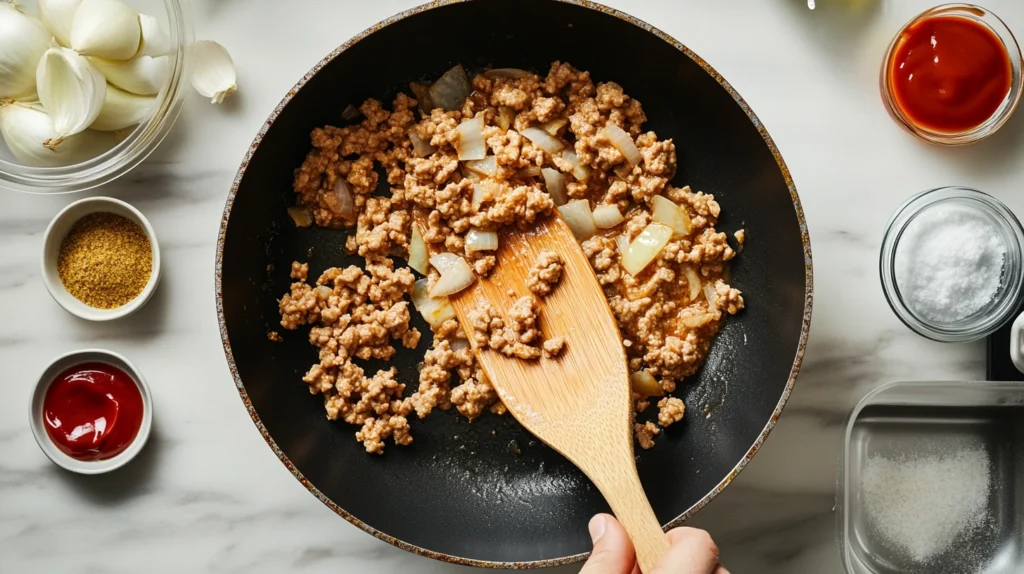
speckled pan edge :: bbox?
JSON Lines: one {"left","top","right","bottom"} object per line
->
{"left": 214, "top": 0, "right": 814, "bottom": 568}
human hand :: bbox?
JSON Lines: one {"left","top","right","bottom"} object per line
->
{"left": 579, "top": 514, "right": 728, "bottom": 574}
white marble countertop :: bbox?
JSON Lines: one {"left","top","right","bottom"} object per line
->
{"left": 4, "top": 0, "right": 1024, "bottom": 572}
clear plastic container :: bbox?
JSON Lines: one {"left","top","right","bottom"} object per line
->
{"left": 837, "top": 380, "right": 1024, "bottom": 573}
{"left": 0, "top": 0, "right": 193, "bottom": 194}
{"left": 880, "top": 186, "right": 1024, "bottom": 343}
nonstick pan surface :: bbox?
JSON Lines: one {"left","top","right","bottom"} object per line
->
{"left": 216, "top": 0, "right": 813, "bottom": 567}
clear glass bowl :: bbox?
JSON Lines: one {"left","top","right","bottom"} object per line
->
{"left": 880, "top": 186, "right": 1024, "bottom": 342}
{"left": 0, "top": 0, "right": 193, "bottom": 194}
{"left": 879, "top": 4, "right": 1023, "bottom": 146}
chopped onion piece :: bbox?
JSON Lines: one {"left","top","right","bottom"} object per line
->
{"left": 651, "top": 195, "right": 692, "bottom": 236}
{"left": 472, "top": 183, "right": 488, "bottom": 208}
{"left": 429, "top": 254, "right": 476, "bottom": 298}
{"left": 592, "top": 204, "right": 625, "bottom": 229}
{"left": 408, "top": 225, "right": 429, "bottom": 275}
{"left": 498, "top": 106, "right": 515, "bottom": 132}
{"left": 517, "top": 166, "right": 542, "bottom": 178}
{"left": 465, "top": 228, "right": 499, "bottom": 253}
{"left": 602, "top": 123, "right": 643, "bottom": 166}
{"left": 429, "top": 253, "right": 461, "bottom": 273}
{"left": 679, "top": 312, "right": 715, "bottom": 329}
{"left": 342, "top": 104, "right": 360, "bottom": 121}
{"left": 558, "top": 199, "right": 597, "bottom": 241}
{"left": 450, "top": 337, "right": 471, "bottom": 352}
{"left": 412, "top": 279, "right": 457, "bottom": 329}
{"left": 484, "top": 68, "right": 532, "bottom": 79}
{"left": 560, "top": 149, "right": 591, "bottom": 181}
{"left": 454, "top": 115, "right": 486, "bottom": 160}
{"left": 465, "top": 155, "right": 497, "bottom": 177}
{"left": 462, "top": 167, "right": 481, "bottom": 181}
{"left": 539, "top": 118, "right": 567, "bottom": 135}
{"left": 521, "top": 127, "right": 565, "bottom": 154}
{"left": 621, "top": 223, "right": 673, "bottom": 276}
{"left": 615, "top": 233, "right": 630, "bottom": 256}
{"left": 541, "top": 167, "right": 568, "bottom": 206}
{"left": 428, "top": 64, "right": 472, "bottom": 111}
{"left": 409, "top": 81, "right": 434, "bottom": 112}
{"left": 409, "top": 81, "right": 430, "bottom": 100}
{"left": 704, "top": 283, "right": 719, "bottom": 309}
{"left": 333, "top": 179, "right": 355, "bottom": 219}
{"left": 683, "top": 265, "right": 701, "bottom": 301}
{"left": 287, "top": 207, "right": 313, "bottom": 228}
{"left": 409, "top": 131, "right": 437, "bottom": 157}
{"left": 630, "top": 370, "right": 664, "bottom": 397}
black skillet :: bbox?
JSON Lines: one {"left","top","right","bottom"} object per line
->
{"left": 216, "top": 0, "right": 813, "bottom": 567}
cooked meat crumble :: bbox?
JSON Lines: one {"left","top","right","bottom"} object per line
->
{"left": 528, "top": 250, "right": 564, "bottom": 297}
{"left": 280, "top": 61, "right": 744, "bottom": 452}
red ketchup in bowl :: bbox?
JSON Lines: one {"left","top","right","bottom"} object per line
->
{"left": 42, "top": 362, "right": 144, "bottom": 461}
{"left": 887, "top": 15, "right": 1012, "bottom": 133}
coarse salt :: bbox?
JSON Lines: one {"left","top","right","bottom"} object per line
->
{"left": 894, "top": 203, "right": 1006, "bottom": 323}
{"left": 861, "top": 445, "right": 991, "bottom": 562}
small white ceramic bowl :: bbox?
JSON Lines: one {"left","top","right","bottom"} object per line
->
{"left": 29, "top": 349, "right": 154, "bottom": 474}
{"left": 41, "top": 196, "right": 162, "bottom": 321}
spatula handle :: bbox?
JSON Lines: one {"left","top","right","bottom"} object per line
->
{"left": 584, "top": 450, "right": 670, "bottom": 573}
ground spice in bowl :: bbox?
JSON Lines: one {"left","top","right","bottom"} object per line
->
{"left": 57, "top": 213, "right": 153, "bottom": 309}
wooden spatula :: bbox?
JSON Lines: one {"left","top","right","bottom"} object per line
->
{"left": 438, "top": 213, "right": 670, "bottom": 572}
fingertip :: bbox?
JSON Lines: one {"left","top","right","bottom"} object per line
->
{"left": 588, "top": 514, "right": 609, "bottom": 543}
{"left": 580, "top": 514, "right": 636, "bottom": 574}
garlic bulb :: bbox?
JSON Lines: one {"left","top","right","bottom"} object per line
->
{"left": 71, "top": 0, "right": 141, "bottom": 60}
{"left": 91, "top": 85, "right": 154, "bottom": 131}
{"left": 0, "top": 4, "right": 51, "bottom": 101}
{"left": 36, "top": 47, "right": 107, "bottom": 145}
{"left": 190, "top": 41, "right": 237, "bottom": 104}
{"left": 138, "top": 14, "right": 171, "bottom": 57}
{"left": 38, "top": 0, "right": 82, "bottom": 47}
{"left": 0, "top": 102, "right": 113, "bottom": 166}
{"left": 90, "top": 55, "right": 169, "bottom": 96}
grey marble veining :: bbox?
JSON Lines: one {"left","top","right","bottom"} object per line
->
{"left": 3, "top": 0, "right": 1024, "bottom": 572}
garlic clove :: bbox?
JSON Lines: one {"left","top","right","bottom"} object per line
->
{"left": 91, "top": 84, "right": 154, "bottom": 131}
{"left": 90, "top": 55, "right": 169, "bottom": 96}
{"left": 36, "top": 47, "right": 107, "bottom": 144}
{"left": 0, "top": 101, "right": 114, "bottom": 167}
{"left": 70, "top": 0, "right": 141, "bottom": 61}
{"left": 189, "top": 40, "right": 237, "bottom": 104}
{"left": 38, "top": 0, "right": 82, "bottom": 47}
{"left": 0, "top": 4, "right": 52, "bottom": 101}
{"left": 137, "top": 14, "right": 171, "bottom": 57}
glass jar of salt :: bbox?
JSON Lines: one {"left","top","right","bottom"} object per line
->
{"left": 881, "top": 186, "right": 1024, "bottom": 342}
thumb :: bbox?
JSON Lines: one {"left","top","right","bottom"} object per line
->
{"left": 579, "top": 514, "right": 638, "bottom": 574}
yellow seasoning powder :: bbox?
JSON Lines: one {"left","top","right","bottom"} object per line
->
{"left": 57, "top": 212, "right": 153, "bottom": 309}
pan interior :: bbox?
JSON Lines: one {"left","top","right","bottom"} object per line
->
{"left": 219, "top": 0, "right": 809, "bottom": 564}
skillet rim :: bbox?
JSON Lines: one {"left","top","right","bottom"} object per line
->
{"left": 214, "top": 0, "right": 814, "bottom": 568}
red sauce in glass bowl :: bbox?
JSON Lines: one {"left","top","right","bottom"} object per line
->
{"left": 42, "top": 362, "right": 144, "bottom": 461}
{"left": 887, "top": 15, "right": 1012, "bottom": 133}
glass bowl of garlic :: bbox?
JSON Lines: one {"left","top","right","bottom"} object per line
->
{"left": 0, "top": 0, "right": 193, "bottom": 193}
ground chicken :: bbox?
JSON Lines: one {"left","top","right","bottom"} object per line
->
{"left": 543, "top": 336, "right": 566, "bottom": 358}
{"left": 657, "top": 397, "right": 686, "bottom": 427}
{"left": 283, "top": 61, "right": 743, "bottom": 452}
{"left": 635, "top": 421, "right": 661, "bottom": 450}
{"left": 465, "top": 297, "right": 563, "bottom": 361}
{"left": 527, "top": 250, "right": 564, "bottom": 297}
